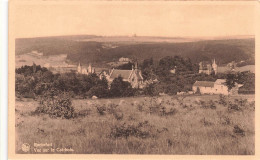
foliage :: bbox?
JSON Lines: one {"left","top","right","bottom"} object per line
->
{"left": 110, "top": 122, "right": 152, "bottom": 139}
{"left": 143, "top": 83, "right": 160, "bottom": 96}
{"left": 225, "top": 73, "right": 238, "bottom": 91}
{"left": 35, "top": 92, "right": 75, "bottom": 119}
{"left": 15, "top": 65, "right": 48, "bottom": 76}
{"left": 110, "top": 76, "right": 134, "bottom": 97}
{"left": 233, "top": 125, "right": 245, "bottom": 137}
{"left": 218, "top": 94, "right": 228, "bottom": 106}
{"left": 95, "top": 105, "right": 106, "bottom": 116}
{"left": 16, "top": 37, "right": 254, "bottom": 66}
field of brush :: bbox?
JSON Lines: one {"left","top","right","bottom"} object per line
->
{"left": 15, "top": 94, "right": 255, "bottom": 154}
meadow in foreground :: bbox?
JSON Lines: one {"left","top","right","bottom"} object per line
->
{"left": 15, "top": 94, "right": 255, "bottom": 154}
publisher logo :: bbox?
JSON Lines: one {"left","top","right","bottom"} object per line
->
{"left": 22, "top": 143, "right": 30, "bottom": 152}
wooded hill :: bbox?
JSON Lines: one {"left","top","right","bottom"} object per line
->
{"left": 16, "top": 35, "right": 255, "bottom": 66}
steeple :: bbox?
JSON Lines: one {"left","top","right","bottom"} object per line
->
{"left": 77, "top": 62, "right": 82, "bottom": 74}
{"left": 212, "top": 59, "right": 218, "bottom": 75}
{"left": 88, "top": 63, "right": 92, "bottom": 73}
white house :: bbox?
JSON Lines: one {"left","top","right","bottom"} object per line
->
{"left": 119, "top": 57, "right": 131, "bottom": 63}
{"left": 192, "top": 81, "right": 215, "bottom": 94}
{"left": 193, "top": 79, "right": 242, "bottom": 95}
{"left": 213, "top": 79, "right": 229, "bottom": 95}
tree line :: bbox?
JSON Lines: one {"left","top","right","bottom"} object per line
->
{"left": 15, "top": 56, "right": 255, "bottom": 99}
{"left": 15, "top": 65, "right": 136, "bottom": 99}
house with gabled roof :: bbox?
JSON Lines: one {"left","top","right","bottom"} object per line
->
{"left": 108, "top": 65, "right": 144, "bottom": 88}
{"left": 193, "top": 81, "right": 215, "bottom": 94}
{"left": 193, "top": 79, "right": 243, "bottom": 95}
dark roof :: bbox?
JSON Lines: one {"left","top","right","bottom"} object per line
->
{"left": 110, "top": 69, "right": 133, "bottom": 79}
{"left": 193, "top": 81, "right": 215, "bottom": 87}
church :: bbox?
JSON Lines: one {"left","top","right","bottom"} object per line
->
{"left": 199, "top": 59, "right": 218, "bottom": 75}
{"left": 77, "top": 62, "right": 144, "bottom": 88}
{"left": 108, "top": 64, "right": 144, "bottom": 88}
{"left": 77, "top": 62, "right": 95, "bottom": 75}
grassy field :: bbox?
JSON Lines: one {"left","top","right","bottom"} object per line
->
{"left": 15, "top": 94, "right": 255, "bottom": 154}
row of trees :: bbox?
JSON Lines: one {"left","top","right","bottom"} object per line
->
{"left": 16, "top": 55, "right": 255, "bottom": 99}
{"left": 138, "top": 56, "right": 255, "bottom": 95}
{"left": 15, "top": 65, "right": 136, "bottom": 99}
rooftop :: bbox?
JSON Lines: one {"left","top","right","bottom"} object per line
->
{"left": 110, "top": 69, "right": 133, "bottom": 79}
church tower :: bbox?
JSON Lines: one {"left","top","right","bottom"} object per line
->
{"left": 212, "top": 59, "right": 218, "bottom": 75}
{"left": 77, "top": 62, "right": 82, "bottom": 74}
{"left": 88, "top": 63, "right": 92, "bottom": 73}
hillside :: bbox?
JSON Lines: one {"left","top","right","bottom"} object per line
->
{"left": 15, "top": 35, "right": 255, "bottom": 66}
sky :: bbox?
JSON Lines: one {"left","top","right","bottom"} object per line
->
{"left": 11, "top": 1, "right": 255, "bottom": 38}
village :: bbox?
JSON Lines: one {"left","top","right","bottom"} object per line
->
{"left": 15, "top": 55, "right": 256, "bottom": 155}
{"left": 32, "top": 55, "right": 254, "bottom": 97}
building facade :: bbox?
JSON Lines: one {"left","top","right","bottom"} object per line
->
{"left": 108, "top": 65, "right": 144, "bottom": 88}
{"left": 199, "top": 59, "right": 217, "bottom": 75}
{"left": 77, "top": 63, "right": 95, "bottom": 75}
{"left": 193, "top": 79, "right": 242, "bottom": 95}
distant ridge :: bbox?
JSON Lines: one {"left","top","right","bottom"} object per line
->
{"left": 15, "top": 35, "right": 255, "bottom": 68}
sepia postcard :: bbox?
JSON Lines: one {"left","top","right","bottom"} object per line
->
{"left": 8, "top": 0, "right": 260, "bottom": 159}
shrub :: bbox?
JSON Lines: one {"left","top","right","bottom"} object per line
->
{"left": 200, "top": 117, "right": 213, "bottom": 126}
{"left": 200, "top": 100, "right": 216, "bottom": 109}
{"left": 166, "top": 108, "right": 177, "bottom": 116}
{"left": 234, "top": 98, "right": 248, "bottom": 107}
{"left": 208, "top": 100, "right": 217, "bottom": 109}
{"left": 137, "top": 103, "right": 144, "bottom": 112}
{"left": 110, "top": 76, "right": 134, "bottom": 97}
{"left": 106, "top": 103, "right": 124, "bottom": 120}
{"left": 233, "top": 125, "right": 245, "bottom": 136}
{"left": 74, "top": 108, "right": 91, "bottom": 118}
{"left": 143, "top": 83, "right": 160, "bottom": 96}
{"left": 96, "top": 105, "right": 106, "bottom": 115}
{"left": 249, "top": 101, "right": 255, "bottom": 111}
{"left": 35, "top": 92, "right": 75, "bottom": 119}
{"left": 110, "top": 122, "right": 151, "bottom": 139}
{"left": 218, "top": 94, "right": 228, "bottom": 106}
{"left": 228, "top": 101, "right": 240, "bottom": 111}
{"left": 87, "top": 85, "right": 109, "bottom": 98}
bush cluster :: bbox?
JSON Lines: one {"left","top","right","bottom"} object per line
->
{"left": 35, "top": 92, "right": 75, "bottom": 119}
{"left": 16, "top": 65, "right": 136, "bottom": 99}
{"left": 110, "top": 122, "right": 152, "bottom": 139}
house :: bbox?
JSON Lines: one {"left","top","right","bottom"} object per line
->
{"left": 192, "top": 81, "right": 215, "bottom": 94}
{"left": 119, "top": 57, "right": 131, "bottom": 63}
{"left": 108, "top": 64, "right": 144, "bottom": 88}
{"left": 199, "top": 59, "right": 217, "bottom": 75}
{"left": 213, "top": 79, "right": 229, "bottom": 95}
{"left": 193, "top": 79, "right": 242, "bottom": 95}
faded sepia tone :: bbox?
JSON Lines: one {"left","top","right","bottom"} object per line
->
{"left": 9, "top": 0, "right": 260, "bottom": 159}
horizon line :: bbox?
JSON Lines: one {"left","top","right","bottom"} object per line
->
{"left": 15, "top": 34, "right": 255, "bottom": 40}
